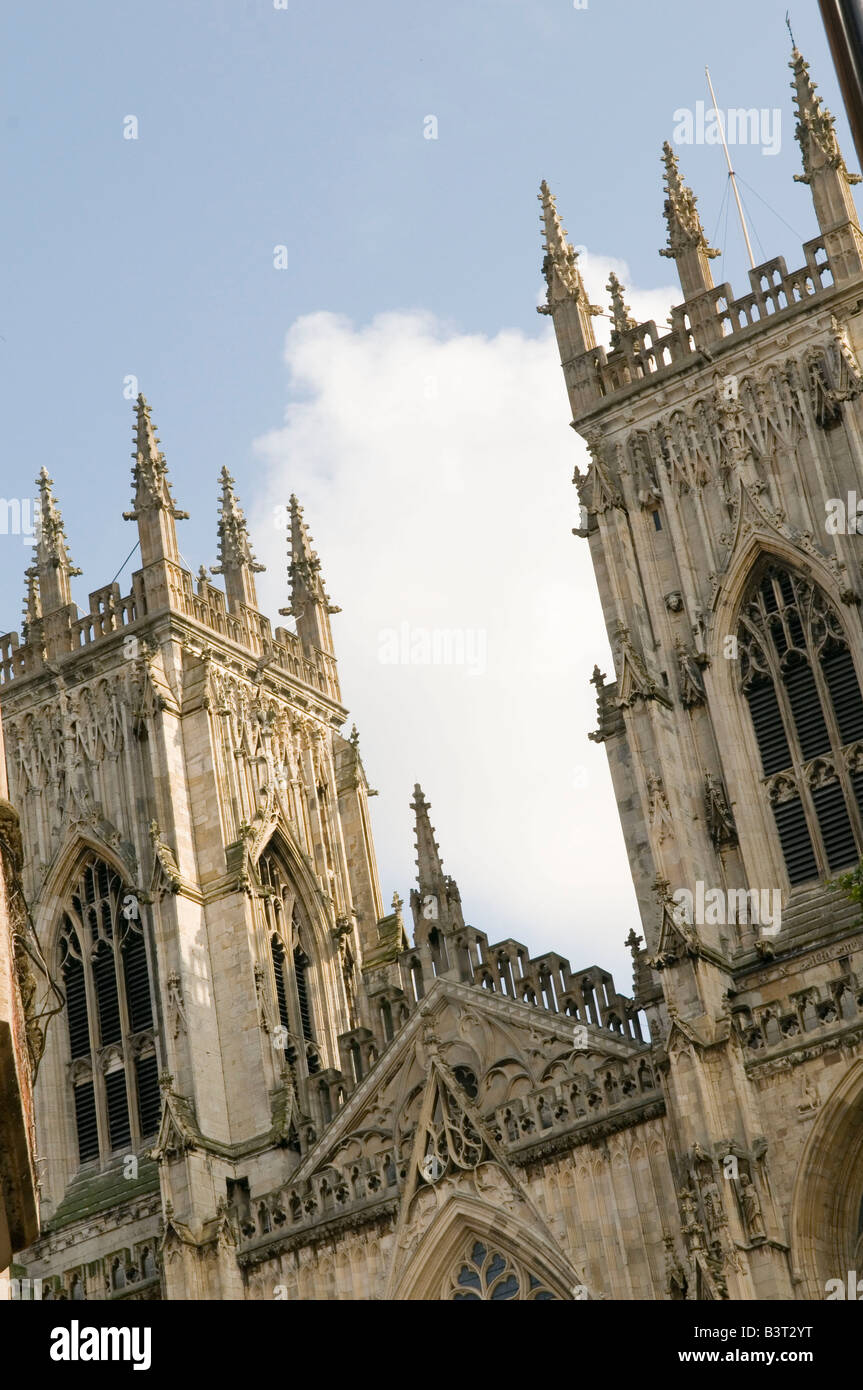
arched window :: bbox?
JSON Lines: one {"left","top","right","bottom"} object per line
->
{"left": 260, "top": 851, "right": 321, "bottom": 1077}
{"left": 59, "top": 856, "right": 159, "bottom": 1168}
{"left": 738, "top": 564, "right": 863, "bottom": 883}
{"left": 447, "top": 1240, "right": 558, "bottom": 1300}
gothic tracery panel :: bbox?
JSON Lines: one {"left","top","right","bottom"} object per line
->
{"left": 58, "top": 855, "right": 159, "bottom": 1167}
{"left": 738, "top": 564, "right": 863, "bottom": 883}
{"left": 447, "top": 1239, "right": 558, "bottom": 1301}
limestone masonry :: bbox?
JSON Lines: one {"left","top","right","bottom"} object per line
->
{"left": 4, "top": 43, "right": 863, "bottom": 1300}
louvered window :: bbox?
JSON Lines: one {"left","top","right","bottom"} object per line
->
{"left": 59, "top": 856, "right": 159, "bottom": 1167}
{"left": 73, "top": 1081, "right": 99, "bottom": 1163}
{"left": 295, "top": 949, "right": 314, "bottom": 1042}
{"left": 261, "top": 851, "right": 322, "bottom": 1078}
{"left": 739, "top": 565, "right": 863, "bottom": 884}
{"left": 135, "top": 1053, "right": 161, "bottom": 1137}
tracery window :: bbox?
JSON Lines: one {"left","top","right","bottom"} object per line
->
{"left": 738, "top": 564, "right": 863, "bottom": 884}
{"left": 59, "top": 856, "right": 159, "bottom": 1167}
{"left": 260, "top": 851, "right": 322, "bottom": 1076}
{"left": 447, "top": 1240, "right": 558, "bottom": 1301}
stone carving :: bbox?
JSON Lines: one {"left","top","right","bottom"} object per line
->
{"left": 704, "top": 773, "right": 737, "bottom": 848}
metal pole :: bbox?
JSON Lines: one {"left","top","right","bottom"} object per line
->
{"left": 705, "top": 66, "right": 757, "bottom": 270}
{"left": 819, "top": 0, "right": 863, "bottom": 170}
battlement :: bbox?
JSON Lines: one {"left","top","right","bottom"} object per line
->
{"left": 541, "top": 43, "right": 863, "bottom": 426}
{"left": 564, "top": 238, "right": 835, "bottom": 420}
{"left": 0, "top": 401, "right": 342, "bottom": 706}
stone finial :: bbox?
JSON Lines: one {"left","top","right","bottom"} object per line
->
{"left": 33, "top": 467, "right": 82, "bottom": 614}
{"left": 791, "top": 45, "right": 861, "bottom": 187}
{"left": 278, "top": 495, "right": 340, "bottom": 661}
{"left": 411, "top": 782, "right": 445, "bottom": 887}
{"left": 125, "top": 395, "right": 189, "bottom": 522}
{"left": 21, "top": 565, "right": 42, "bottom": 646}
{"left": 606, "top": 272, "right": 637, "bottom": 350}
{"left": 659, "top": 142, "right": 720, "bottom": 302}
{"left": 409, "top": 783, "right": 464, "bottom": 937}
{"left": 659, "top": 143, "right": 720, "bottom": 262}
{"left": 537, "top": 180, "right": 601, "bottom": 355}
{"left": 212, "top": 466, "right": 264, "bottom": 611}
{"left": 123, "top": 394, "right": 188, "bottom": 569}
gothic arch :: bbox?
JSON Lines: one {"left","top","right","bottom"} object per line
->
{"left": 706, "top": 545, "right": 863, "bottom": 893}
{"left": 388, "top": 1189, "right": 586, "bottom": 1301}
{"left": 254, "top": 823, "right": 336, "bottom": 963}
{"left": 36, "top": 839, "right": 160, "bottom": 1185}
{"left": 790, "top": 1058, "right": 863, "bottom": 1299}
{"left": 709, "top": 533, "right": 843, "bottom": 654}
{"left": 36, "top": 830, "right": 137, "bottom": 960}
{"left": 254, "top": 823, "right": 346, "bottom": 1072}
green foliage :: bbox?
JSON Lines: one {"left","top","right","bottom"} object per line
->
{"left": 828, "top": 860, "right": 863, "bottom": 916}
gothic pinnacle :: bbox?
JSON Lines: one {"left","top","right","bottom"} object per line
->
{"left": 606, "top": 272, "right": 636, "bottom": 350}
{"left": 212, "top": 465, "right": 264, "bottom": 611}
{"left": 537, "top": 179, "right": 601, "bottom": 315}
{"left": 411, "top": 783, "right": 446, "bottom": 891}
{"left": 124, "top": 394, "right": 189, "bottom": 524}
{"left": 33, "top": 467, "right": 81, "bottom": 615}
{"left": 278, "top": 495, "right": 340, "bottom": 665}
{"left": 409, "top": 783, "right": 464, "bottom": 937}
{"left": 21, "top": 564, "right": 43, "bottom": 647}
{"left": 790, "top": 44, "right": 861, "bottom": 187}
{"left": 659, "top": 143, "right": 720, "bottom": 262}
{"left": 123, "top": 394, "right": 188, "bottom": 571}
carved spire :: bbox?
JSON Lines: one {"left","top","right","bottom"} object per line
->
{"left": 659, "top": 142, "right": 719, "bottom": 300}
{"left": 279, "top": 495, "right": 339, "bottom": 660}
{"left": 791, "top": 45, "right": 860, "bottom": 187}
{"left": 33, "top": 467, "right": 81, "bottom": 615}
{"left": 790, "top": 46, "right": 863, "bottom": 281}
{"left": 123, "top": 394, "right": 188, "bottom": 566}
{"left": 21, "top": 564, "right": 43, "bottom": 650}
{"left": 409, "top": 784, "right": 464, "bottom": 939}
{"left": 211, "top": 466, "right": 265, "bottom": 612}
{"left": 537, "top": 179, "right": 601, "bottom": 358}
{"left": 606, "top": 271, "right": 637, "bottom": 350}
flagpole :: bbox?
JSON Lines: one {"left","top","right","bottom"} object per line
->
{"left": 705, "top": 65, "right": 757, "bottom": 270}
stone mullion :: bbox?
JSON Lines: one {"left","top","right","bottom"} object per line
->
{"left": 214, "top": 695, "right": 243, "bottom": 848}
{"left": 808, "top": 634, "right": 863, "bottom": 849}
{"left": 112, "top": 908, "right": 141, "bottom": 1155}
{"left": 321, "top": 735, "right": 352, "bottom": 920}
{"left": 80, "top": 931, "right": 111, "bottom": 1166}
{"left": 659, "top": 463, "right": 702, "bottom": 635}
{"left": 789, "top": 369, "right": 844, "bottom": 564}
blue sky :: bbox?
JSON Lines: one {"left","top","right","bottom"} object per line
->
{"left": 0, "top": 0, "right": 853, "bottom": 989}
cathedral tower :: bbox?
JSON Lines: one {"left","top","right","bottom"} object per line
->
{"left": 1, "top": 396, "right": 385, "bottom": 1298}
{"left": 543, "top": 44, "right": 863, "bottom": 1298}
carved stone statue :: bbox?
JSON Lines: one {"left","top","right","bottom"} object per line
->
{"left": 740, "top": 1173, "right": 766, "bottom": 1242}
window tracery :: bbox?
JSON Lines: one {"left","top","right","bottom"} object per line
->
{"left": 738, "top": 564, "right": 863, "bottom": 883}
{"left": 447, "top": 1240, "right": 558, "bottom": 1300}
{"left": 59, "top": 856, "right": 159, "bottom": 1167}
{"left": 260, "top": 850, "right": 322, "bottom": 1076}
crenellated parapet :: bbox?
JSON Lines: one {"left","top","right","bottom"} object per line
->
{"left": 542, "top": 45, "right": 863, "bottom": 427}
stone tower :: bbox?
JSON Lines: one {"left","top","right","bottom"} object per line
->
{"left": 542, "top": 44, "right": 863, "bottom": 1297}
{"left": 1, "top": 397, "right": 387, "bottom": 1298}
{"left": 10, "top": 42, "right": 863, "bottom": 1305}
{"left": 2, "top": 402, "right": 653, "bottom": 1302}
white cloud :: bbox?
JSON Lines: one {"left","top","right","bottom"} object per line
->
{"left": 250, "top": 264, "right": 676, "bottom": 988}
